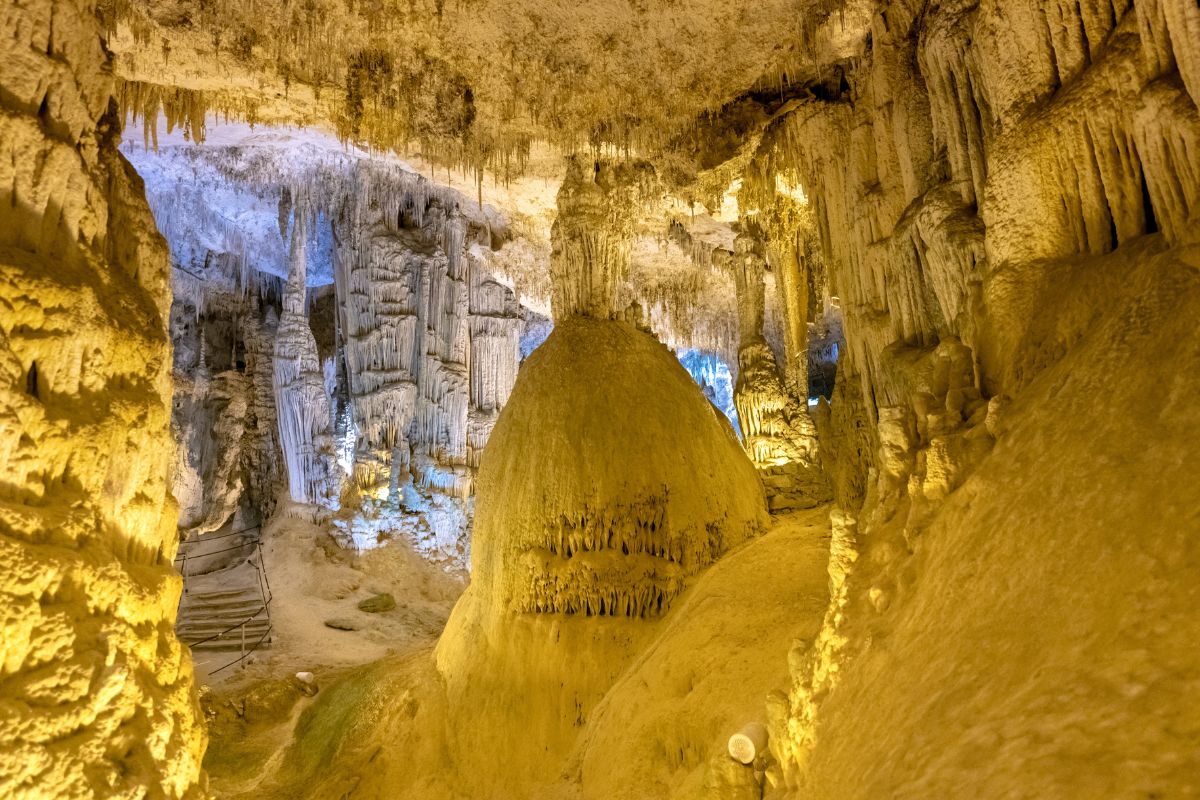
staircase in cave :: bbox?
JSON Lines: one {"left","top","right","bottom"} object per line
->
{"left": 175, "top": 541, "right": 274, "bottom": 658}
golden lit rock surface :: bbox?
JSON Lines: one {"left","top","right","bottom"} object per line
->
{"left": 0, "top": 1, "right": 204, "bottom": 797}
{"left": 466, "top": 316, "right": 767, "bottom": 620}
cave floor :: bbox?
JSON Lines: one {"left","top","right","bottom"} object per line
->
{"left": 196, "top": 505, "right": 832, "bottom": 799}
{"left": 191, "top": 507, "right": 466, "bottom": 691}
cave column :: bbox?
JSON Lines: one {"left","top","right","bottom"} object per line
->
{"left": 273, "top": 206, "right": 341, "bottom": 508}
{"left": 732, "top": 230, "right": 830, "bottom": 512}
{"left": 550, "top": 157, "right": 652, "bottom": 320}
{"left": 768, "top": 230, "right": 812, "bottom": 400}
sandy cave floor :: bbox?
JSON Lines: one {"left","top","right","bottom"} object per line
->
{"left": 190, "top": 506, "right": 467, "bottom": 690}
{"left": 190, "top": 506, "right": 833, "bottom": 799}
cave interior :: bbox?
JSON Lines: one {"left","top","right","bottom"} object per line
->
{"left": 1, "top": 0, "right": 1199, "bottom": 798}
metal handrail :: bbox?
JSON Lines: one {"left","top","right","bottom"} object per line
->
{"left": 175, "top": 538, "right": 261, "bottom": 563}
{"left": 251, "top": 552, "right": 273, "bottom": 606}
{"left": 180, "top": 599, "right": 272, "bottom": 648}
{"left": 177, "top": 525, "right": 261, "bottom": 547}
{"left": 177, "top": 530, "right": 276, "bottom": 673}
{"left": 210, "top": 624, "right": 273, "bottom": 675}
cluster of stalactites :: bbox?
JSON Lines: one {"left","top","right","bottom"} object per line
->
{"left": 550, "top": 156, "right": 658, "bottom": 320}
{"left": 512, "top": 497, "right": 702, "bottom": 618}
{"left": 746, "top": 0, "right": 1200, "bottom": 432}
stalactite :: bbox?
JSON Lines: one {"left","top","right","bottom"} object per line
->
{"left": 550, "top": 156, "right": 658, "bottom": 319}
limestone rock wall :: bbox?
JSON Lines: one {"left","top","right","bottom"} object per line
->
{"left": 749, "top": 0, "right": 1200, "bottom": 793}
{"left": 0, "top": 0, "right": 204, "bottom": 796}
{"left": 168, "top": 285, "right": 285, "bottom": 546}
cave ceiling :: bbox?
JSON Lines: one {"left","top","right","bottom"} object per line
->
{"left": 107, "top": 0, "right": 874, "bottom": 200}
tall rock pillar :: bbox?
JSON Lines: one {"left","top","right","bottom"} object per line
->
{"left": 274, "top": 208, "right": 340, "bottom": 507}
{"left": 732, "top": 230, "right": 830, "bottom": 511}
{"left": 0, "top": 0, "right": 205, "bottom": 795}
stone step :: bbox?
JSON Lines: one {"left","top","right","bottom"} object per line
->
{"left": 187, "top": 633, "right": 274, "bottom": 653}
{"left": 179, "top": 597, "right": 266, "bottom": 614}
{"left": 177, "top": 617, "right": 271, "bottom": 634}
{"left": 178, "top": 623, "right": 271, "bottom": 643}
{"left": 178, "top": 618, "right": 265, "bottom": 633}
{"left": 179, "top": 585, "right": 260, "bottom": 601}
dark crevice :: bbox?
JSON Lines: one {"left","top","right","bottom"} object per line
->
{"left": 25, "top": 361, "right": 40, "bottom": 399}
{"left": 1140, "top": 166, "right": 1159, "bottom": 234}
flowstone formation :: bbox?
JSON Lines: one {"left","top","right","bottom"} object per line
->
{"left": 125, "top": 133, "right": 528, "bottom": 556}
{"left": 470, "top": 318, "right": 767, "bottom": 620}
{"left": 336, "top": 181, "right": 523, "bottom": 509}
{"left": 0, "top": 0, "right": 204, "bottom": 796}
{"left": 433, "top": 159, "right": 767, "bottom": 795}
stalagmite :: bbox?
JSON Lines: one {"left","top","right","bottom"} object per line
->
{"left": 274, "top": 209, "right": 340, "bottom": 507}
{"left": 243, "top": 303, "right": 284, "bottom": 517}
{"left": 731, "top": 231, "right": 829, "bottom": 511}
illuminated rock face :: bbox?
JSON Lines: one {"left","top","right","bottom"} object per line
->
{"left": 433, "top": 319, "right": 767, "bottom": 797}
{"left": 0, "top": 0, "right": 204, "bottom": 796}
{"left": 472, "top": 317, "right": 767, "bottom": 619}
{"left": 750, "top": 1, "right": 1200, "bottom": 795}
{"left": 336, "top": 186, "right": 523, "bottom": 505}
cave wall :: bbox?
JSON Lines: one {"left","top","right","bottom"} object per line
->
{"left": 758, "top": 0, "right": 1198, "bottom": 457}
{"left": 0, "top": 0, "right": 205, "bottom": 796}
{"left": 755, "top": 0, "right": 1200, "bottom": 794}
{"left": 142, "top": 149, "right": 525, "bottom": 557}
